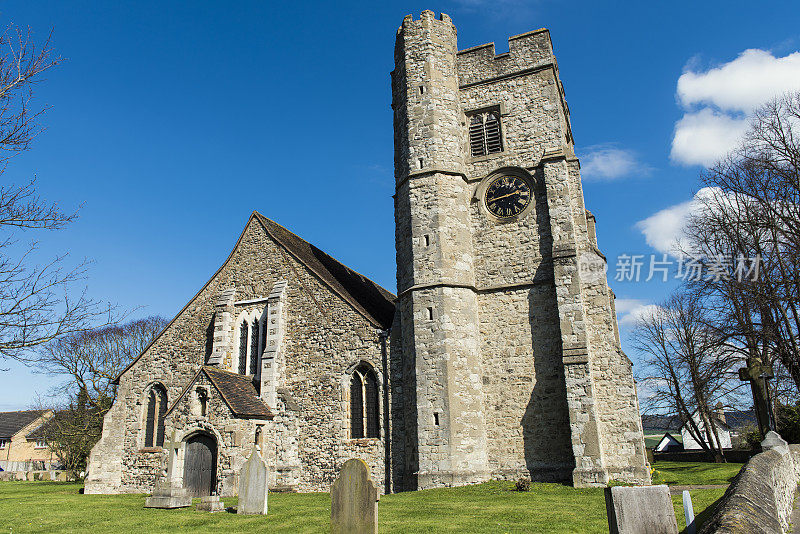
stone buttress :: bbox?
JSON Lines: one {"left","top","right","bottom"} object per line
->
{"left": 392, "top": 11, "right": 491, "bottom": 490}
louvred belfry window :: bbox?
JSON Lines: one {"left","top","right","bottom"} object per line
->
{"left": 468, "top": 109, "right": 503, "bottom": 157}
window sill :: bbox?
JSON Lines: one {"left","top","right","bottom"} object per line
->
{"left": 139, "top": 447, "right": 164, "bottom": 453}
{"left": 468, "top": 151, "right": 510, "bottom": 164}
{"left": 346, "top": 438, "right": 381, "bottom": 447}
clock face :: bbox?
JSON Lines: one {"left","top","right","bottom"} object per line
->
{"left": 484, "top": 175, "right": 531, "bottom": 219}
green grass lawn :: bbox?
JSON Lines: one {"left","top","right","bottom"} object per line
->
{"left": 0, "top": 462, "right": 736, "bottom": 533}
{"left": 652, "top": 461, "right": 743, "bottom": 486}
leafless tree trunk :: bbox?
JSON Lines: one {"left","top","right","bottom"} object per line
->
{"left": 633, "top": 292, "right": 744, "bottom": 461}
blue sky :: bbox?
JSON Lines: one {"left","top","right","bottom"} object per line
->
{"left": 2, "top": 0, "right": 800, "bottom": 410}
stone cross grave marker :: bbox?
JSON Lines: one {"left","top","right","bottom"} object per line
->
{"left": 237, "top": 445, "right": 268, "bottom": 515}
{"left": 331, "top": 458, "right": 379, "bottom": 534}
{"left": 605, "top": 485, "right": 678, "bottom": 534}
{"left": 144, "top": 445, "right": 191, "bottom": 509}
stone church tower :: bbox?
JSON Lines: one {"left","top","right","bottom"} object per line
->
{"left": 392, "top": 11, "right": 650, "bottom": 488}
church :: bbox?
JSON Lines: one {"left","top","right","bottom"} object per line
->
{"left": 85, "top": 11, "right": 650, "bottom": 497}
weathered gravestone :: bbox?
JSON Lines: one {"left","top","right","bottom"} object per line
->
{"left": 237, "top": 446, "right": 268, "bottom": 515}
{"left": 144, "top": 476, "right": 192, "bottom": 509}
{"left": 144, "top": 446, "right": 192, "bottom": 509}
{"left": 197, "top": 495, "right": 225, "bottom": 512}
{"left": 331, "top": 458, "right": 379, "bottom": 534}
{"left": 605, "top": 485, "right": 678, "bottom": 534}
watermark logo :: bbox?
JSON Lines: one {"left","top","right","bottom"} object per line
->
{"left": 579, "top": 251, "right": 608, "bottom": 284}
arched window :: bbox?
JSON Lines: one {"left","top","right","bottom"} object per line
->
{"left": 249, "top": 318, "right": 260, "bottom": 375}
{"left": 144, "top": 384, "right": 167, "bottom": 448}
{"left": 238, "top": 321, "right": 249, "bottom": 375}
{"left": 350, "top": 364, "right": 379, "bottom": 439}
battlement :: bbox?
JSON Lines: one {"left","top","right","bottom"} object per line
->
{"left": 398, "top": 10, "right": 454, "bottom": 33}
{"left": 456, "top": 28, "right": 554, "bottom": 87}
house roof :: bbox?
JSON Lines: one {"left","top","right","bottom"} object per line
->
{"left": 254, "top": 213, "right": 396, "bottom": 329}
{"left": 0, "top": 410, "right": 47, "bottom": 439}
{"left": 26, "top": 412, "right": 63, "bottom": 440}
{"left": 723, "top": 409, "right": 758, "bottom": 430}
{"left": 166, "top": 366, "right": 274, "bottom": 420}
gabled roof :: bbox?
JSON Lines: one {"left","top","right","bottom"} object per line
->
{"left": 114, "top": 212, "right": 396, "bottom": 385}
{"left": 166, "top": 366, "right": 274, "bottom": 420}
{"left": 0, "top": 410, "right": 47, "bottom": 439}
{"left": 26, "top": 412, "right": 64, "bottom": 439}
{"left": 254, "top": 213, "right": 395, "bottom": 329}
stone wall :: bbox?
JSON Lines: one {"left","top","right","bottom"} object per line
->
{"left": 699, "top": 437, "right": 800, "bottom": 534}
{"left": 86, "top": 215, "right": 390, "bottom": 495}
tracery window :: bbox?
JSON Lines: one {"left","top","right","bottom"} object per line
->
{"left": 468, "top": 109, "right": 503, "bottom": 157}
{"left": 249, "top": 318, "right": 260, "bottom": 375}
{"left": 144, "top": 384, "right": 167, "bottom": 448}
{"left": 234, "top": 308, "right": 267, "bottom": 376}
{"left": 350, "top": 364, "right": 379, "bottom": 439}
{"left": 238, "top": 321, "right": 249, "bottom": 375}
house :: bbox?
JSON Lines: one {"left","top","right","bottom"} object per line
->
{"left": 0, "top": 410, "right": 57, "bottom": 472}
{"left": 654, "top": 433, "right": 682, "bottom": 452}
{"left": 642, "top": 408, "right": 758, "bottom": 451}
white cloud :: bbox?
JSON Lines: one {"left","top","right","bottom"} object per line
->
{"left": 580, "top": 145, "right": 652, "bottom": 181}
{"left": 615, "top": 298, "right": 661, "bottom": 327}
{"left": 670, "top": 109, "right": 750, "bottom": 167}
{"left": 671, "top": 48, "right": 800, "bottom": 166}
{"left": 677, "top": 49, "right": 800, "bottom": 112}
{"left": 635, "top": 187, "right": 723, "bottom": 255}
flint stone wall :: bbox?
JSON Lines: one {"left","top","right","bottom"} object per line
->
{"left": 698, "top": 443, "right": 800, "bottom": 534}
{"left": 86, "top": 216, "right": 390, "bottom": 495}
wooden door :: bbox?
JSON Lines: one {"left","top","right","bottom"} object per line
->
{"left": 183, "top": 433, "right": 216, "bottom": 497}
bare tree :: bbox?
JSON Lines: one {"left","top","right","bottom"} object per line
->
{"left": 634, "top": 292, "right": 744, "bottom": 461}
{"left": 36, "top": 316, "right": 168, "bottom": 409}
{"left": 680, "top": 92, "right": 800, "bottom": 433}
{"left": 0, "top": 23, "right": 115, "bottom": 362}
{"left": 34, "top": 316, "right": 167, "bottom": 478}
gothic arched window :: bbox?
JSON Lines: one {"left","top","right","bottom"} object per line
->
{"left": 249, "top": 318, "right": 260, "bottom": 375}
{"left": 144, "top": 384, "right": 167, "bottom": 448}
{"left": 238, "top": 321, "right": 249, "bottom": 375}
{"left": 350, "top": 364, "right": 379, "bottom": 439}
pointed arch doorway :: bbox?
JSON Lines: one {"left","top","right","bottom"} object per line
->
{"left": 183, "top": 433, "right": 217, "bottom": 497}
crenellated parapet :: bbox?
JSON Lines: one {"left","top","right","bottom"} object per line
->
{"left": 456, "top": 29, "right": 554, "bottom": 87}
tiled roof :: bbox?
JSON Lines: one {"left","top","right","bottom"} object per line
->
{"left": 254, "top": 213, "right": 396, "bottom": 329}
{"left": 0, "top": 410, "right": 47, "bottom": 439}
{"left": 724, "top": 409, "right": 758, "bottom": 430}
{"left": 26, "top": 412, "right": 66, "bottom": 439}
{"left": 202, "top": 366, "right": 274, "bottom": 420}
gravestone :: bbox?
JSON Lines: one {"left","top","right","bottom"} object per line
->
{"left": 605, "top": 485, "right": 678, "bottom": 534}
{"left": 144, "top": 476, "right": 192, "bottom": 509}
{"left": 331, "top": 458, "right": 379, "bottom": 534}
{"left": 145, "top": 445, "right": 192, "bottom": 509}
{"left": 197, "top": 495, "right": 225, "bottom": 512}
{"left": 237, "top": 446, "right": 268, "bottom": 515}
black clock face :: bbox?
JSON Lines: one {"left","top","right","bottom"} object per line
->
{"left": 484, "top": 175, "right": 531, "bottom": 219}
